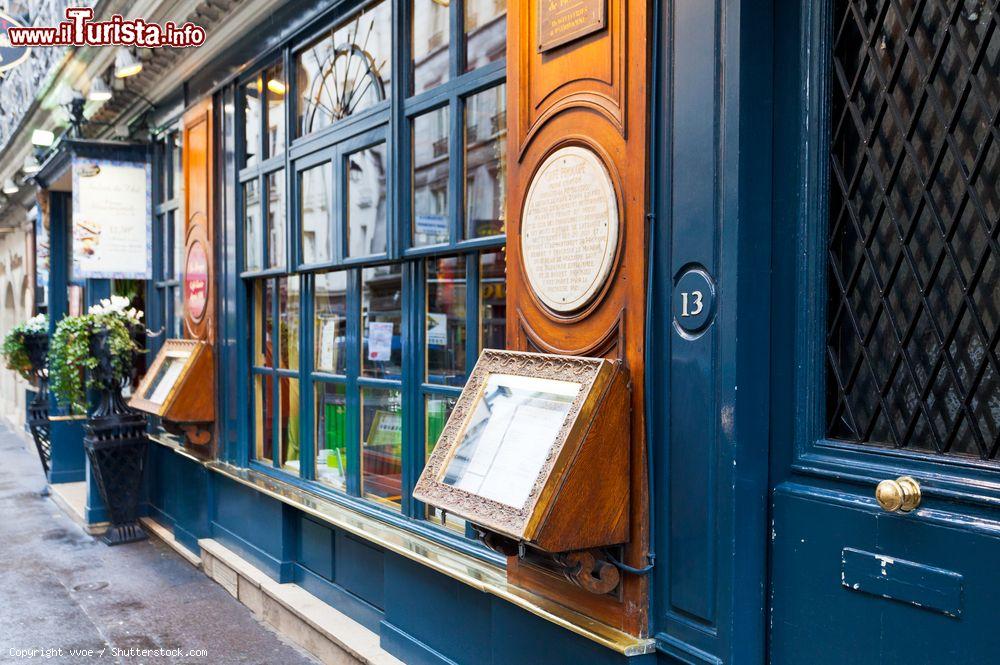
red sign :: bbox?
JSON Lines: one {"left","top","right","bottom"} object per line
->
{"left": 184, "top": 240, "right": 208, "bottom": 321}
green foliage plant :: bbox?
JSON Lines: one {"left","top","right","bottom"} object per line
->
{"left": 1, "top": 313, "right": 48, "bottom": 380}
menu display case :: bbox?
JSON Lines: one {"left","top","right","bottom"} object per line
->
{"left": 129, "top": 339, "right": 214, "bottom": 445}
{"left": 414, "top": 349, "right": 630, "bottom": 554}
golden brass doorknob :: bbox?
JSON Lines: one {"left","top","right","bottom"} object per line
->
{"left": 875, "top": 476, "right": 921, "bottom": 513}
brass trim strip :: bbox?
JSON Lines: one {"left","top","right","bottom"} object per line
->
{"left": 48, "top": 414, "right": 88, "bottom": 422}
{"left": 203, "top": 460, "right": 656, "bottom": 656}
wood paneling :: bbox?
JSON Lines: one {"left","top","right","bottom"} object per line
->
{"left": 506, "top": 0, "right": 652, "bottom": 637}
{"left": 182, "top": 98, "right": 215, "bottom": 343}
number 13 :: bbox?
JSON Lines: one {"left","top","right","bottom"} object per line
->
{"left": 681, "top": 291, "right": 704, "bottom": 317}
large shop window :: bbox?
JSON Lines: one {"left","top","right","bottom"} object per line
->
{"left": 239, "top": 0, "right": 506, "bottom": 536}
{"left": 153, "top": 130, "right": 184, "bottom": 340}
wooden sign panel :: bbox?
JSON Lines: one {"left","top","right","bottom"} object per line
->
{"left": 182, "top": 98, "right": 214, "bottom": 343}
{"left": 508, "top": 0, "right": 652, "bottom": 637}
{"left": 538, "top": 0, "right": 606, "bottom": 52}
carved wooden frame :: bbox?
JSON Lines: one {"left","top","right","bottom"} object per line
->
{"left": 129, "top": 339, "right": 206, "bottom": 416}
{"left": 413, "top": 350, "right": 618, "bottom": 541}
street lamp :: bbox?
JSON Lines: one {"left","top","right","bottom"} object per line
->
{"left": 89, "top": 76, "right": 113, "bottom": 102}
{"left": 114, "top": 48, "right": 143, "bottom": 78}
{"left": 31, "top": 129, "right": 55, "bottom": 147}
{"left": 2, "top": 178, "right": 19, "bottom": 195}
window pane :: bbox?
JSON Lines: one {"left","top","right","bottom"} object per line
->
{"left": 347, "top": 143, "right": 388, "bottom": 257}
{"left": 412, "top": 0, "right": 450, "bottom": 95}
{"left": 315, "top": 271, "right": 348, "bottom": 375}
{"left": 279, "top": 275, "right": 300, "bottom": 371}
{"left": 254, "top": 374, "right": 274, "bottom": 465}
{"left": 413, "top": 107, "right": 450, "bottom": 246}
{"left": 243, "top": 77, "right": 261, "bottom": 168}
{"left": 158, "top": 145, "right": 169, "bottom": 203}
{"left": 465, "top": 0, "right": 505, "bottom": 71}
{"left": 316, "top": 382, "right": 347, "bottom": 491}
{"left": 426, "top": 256, "right": 467, "bottom": 385}
{"left": 296, "top": 0, "right": 392, "bottom": 136}
{"left": 300, "top": 162, "right": 332, "bottom": 265}
{"left": 267, "top": 171, "right": 286, "bottom": 269}
{"left": 162, "top": 212, "right": 175, "bottom": 280}
{"left": 244, "top": 179, "right": 263, "bottom": 271}
{"left": 170, "top": 132, "right": 182, "bottom": 201}
{"left": 255, "top": 279, "right": 275, "bottom": 367}
{"left": 465, "top": 85, "right": 506, "bottom": 239}
{"left": 425, "top": 394, "right": 463, "bottom": 531}
{"left": 265, "top": 62, "right": 286, "bottom": 157}
{"left": 171, "top": 287, "right": 184, "bottom": 338}
{"left": 361, "top": 387, "right": 402, "bottom": 508}
{"left": 480, "top": 249, "right": 506, "bottom": 350}
{"left": 279, "top": 376, "right": 301, "bottom": 474}
{"left": 362, "top": 266, "right": 403, "bottom": 378}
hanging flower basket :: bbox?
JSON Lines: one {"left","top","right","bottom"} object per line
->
{"left": 2, "top": 314, "right": 52, "bottom": 484}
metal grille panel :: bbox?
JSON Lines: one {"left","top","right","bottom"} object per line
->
{"left": 827, "top": 0, "right": 1000, "bottom": 459}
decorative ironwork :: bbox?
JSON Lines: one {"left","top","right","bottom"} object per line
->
{"left": 23, "top": 333, "right": 51, "bottom": 487}
{"left": 83, "top": 328, "right": 148, "bottom": 545}
{"left": 827, "top": 0, "right": 1000, "bottom": 458}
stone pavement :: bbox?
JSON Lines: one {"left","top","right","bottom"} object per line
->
{"left": 0, "top": 422, "right": 318, "bottom": 665}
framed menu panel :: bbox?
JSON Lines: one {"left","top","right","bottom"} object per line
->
{"left": 130, "top": 339, "right": 215, "bottom": 445}
{"left": 414, "top": 350, "right": 631, "bottom": 553}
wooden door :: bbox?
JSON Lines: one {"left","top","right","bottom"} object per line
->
{"left": 506, "top": 0, "right": 653, "bottom": 636}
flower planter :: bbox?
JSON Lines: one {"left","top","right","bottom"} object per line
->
{"left": 83, "top": 327, "right": 149, "bottom": 546}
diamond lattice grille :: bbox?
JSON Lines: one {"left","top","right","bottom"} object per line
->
{"left": 827, "top": 0, "right": 1000, "bottom": 459}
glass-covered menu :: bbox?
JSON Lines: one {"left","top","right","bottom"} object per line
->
{"left": 441, "top": 374, "right": 580, "bottom": 509}
{"left": 142, "top": 351, "right": 191, "bottom": 405}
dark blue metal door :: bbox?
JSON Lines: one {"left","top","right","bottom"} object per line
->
{"left": 769, "top": 0, "right": 1000, "bottom": 663}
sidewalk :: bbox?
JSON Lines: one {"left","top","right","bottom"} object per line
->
{"left": 0, "top": 423, "right": 319, "bottom": 664}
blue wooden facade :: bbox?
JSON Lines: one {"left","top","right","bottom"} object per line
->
{"left": 28, "top": 0, "right": 1000, "bottom": 662}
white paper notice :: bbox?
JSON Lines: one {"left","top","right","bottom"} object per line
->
{"left": 367, "top": 320, "right": 394, "bottom": 361}
{"left": 319, "top": 316, "right": 339, "bottom": 371}
{"left": 72, "top": 159, "right": 151, "bottom": 279}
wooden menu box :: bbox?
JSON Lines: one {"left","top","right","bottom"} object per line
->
{"left": 414, "top": 349, "right": 630, "bottom": 553}
{"left": 129, "top": 339, "right": 214, "bottom": 445}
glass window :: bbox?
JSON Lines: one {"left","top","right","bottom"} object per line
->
{"left": 296, "top": 0, "right": 392, "bottom": 136}
{"left": 426, "top": 256, "right": 467, "bottom": 385}
{"left": 255, "top": 279, "right": 275, "bottom": 367}
{"left": 465, "top": 84, "right": 506, "bottom": 239}
{"left": 300, "top": 162, "right": 332, "bottom": 265}
{"left": 465, "top": 0, "right": 506, "bottom": 71}
{"left": 265, "top": 62, "right": 286, "bottom": 158}
{"left": 480, "top": 248, "right": 506, "bottom": 350}
{"left": 362, "top": 265, "right": 403, "bottom": 378}
{"left": 412, "top": 0, "right": 450, "bottom": 95}
{"left": 424, "top": 394, "right": 464, "bottom": 531}
{"left": 346, "top": 143, "right": 388, "bottom": 258}
{"left": 243, "top": 77, "right": 262, "bottom": 168}
{"left": 244, "top": 179, "right": 263, "bottom": 271}
{"left": 279, "top": 376, "right": 301, "bottom": 472}
{"left": 413, "top": 107, "right": 450, "bottom": 246}
{"left": 255, "top": 374, "right": 274, "bottom": 465}
{"left": 170, "top": 132, "right": 182, "bottom": 199}
{"left": 316, "top": 382, "right": 348, "bottom": 490}
{"left": 361, "top": 386, "right": 403, "bottom": 508}
{"left": 279, "top": 276, "right": 300, "bottom": 371}
{"left": 315, "top": 271, "right": 348, "bottom": 375}
{"left": 267, "top": 171, "right": 286, "bottom": 269}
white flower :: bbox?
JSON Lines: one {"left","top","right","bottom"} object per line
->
{"left": 88, "top": 296, "right": 145, "bottom": 324}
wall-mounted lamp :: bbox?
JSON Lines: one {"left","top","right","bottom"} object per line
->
{"left": 31, "top": 129, "right": 55, "bottom": 147}
{"left": 267, "top": 79, "right": 286, "bottom": 96}
{"left": 114, "top": 48, "right": 143, "bottom": 78}
{"left": 89, "top": 76, "right": 113, "bottom": 102}
{"left": 2, "top": 179, "right": 20, "bottom": 195}
{"left": 22, "top": 155, "right": 41, "bottom": 176}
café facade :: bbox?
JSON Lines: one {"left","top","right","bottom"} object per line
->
{"left": 0, "top": 0, "right": 997, "bottom": 663}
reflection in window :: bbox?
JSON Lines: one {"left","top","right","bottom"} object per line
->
{"left": 300, "top": 162, "right": 332, "bottom": 265}
{"left": 296, "top": 0, "right": 392, "bottom": 136}
{"left": 480, "top": 249, "right": 506, "bottom": 350}
{"left": 315, "top": 271, "right": 348, "bottom": 375}
{"left": 279, "top": 276, "right": 300, "bottom": 371}
{"left": 362, "top": 387, "right": 402, "bottom": 508}
{"left": 266, "top": 62, "right": 286, "bottom": 158}
{"left": 425, "top": 394, "right": 463, "bottom": 531}
{"left": 255, "top": 279, "right": 275, "bottom": 367}
{"left": 244, "top": 179, "right": 262, "bottom": 271}
{"left": 412, "top": 0, "right": 450, "bottom": 94}
{"left": 413, "top": 107, "right": 450, "bottom": 246}
{"left": 316, "top": 382, "right": 347, "bottom": 490}
{"left": 347, "top": 143, "right": 388, "bottom": 257}
{"left": 280, "top": 376, "right": 300, "bottom": 472}
{"left": 243, "top": 77, "right": 261, "bottom": 167}
{"left": 255, "top": 374, "right": 274, "bottom": 465}
{"left": 465, "top": 85, "right": 506, "bottom": 239}
{"left": 170, "top": 132, "right": 182, "bottom": 199}
{"left": 362, "top": 265, "right": 403, "bottom": 378}
{"left": 426, "top": 256, "right": 467, "bottom": 385}
{"left": 465, "top": 0, "right": 506, "bottom": 71}
{"left": 267, "top": 171, "right": 286, "bottom": 268}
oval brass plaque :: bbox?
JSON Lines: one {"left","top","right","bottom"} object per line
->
{"left": 520, "top": 146, "right": 619, "bottom": 313}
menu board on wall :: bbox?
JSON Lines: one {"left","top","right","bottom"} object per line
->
{"left": 72, "top": 158, "right": 152, "bottom": 280}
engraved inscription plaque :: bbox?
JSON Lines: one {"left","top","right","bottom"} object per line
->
{"left": 538, "top": 0, "right": 606, "bottom": 52}
{"left": 520, "top": 146, "right": 619, "bottom": 313}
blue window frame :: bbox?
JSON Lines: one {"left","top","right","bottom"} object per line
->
{"left": 236, "top": 0, "right": 507, "bottom": 543}
{"left": 151, "top": 129, "right": 184, "bottom": 343}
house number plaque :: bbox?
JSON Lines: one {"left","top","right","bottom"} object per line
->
{"left": 520, "top": 146, "right": 619, "bottom": 314}
{"left": 673, "top": 267, "right": 716, "bottom": 337}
